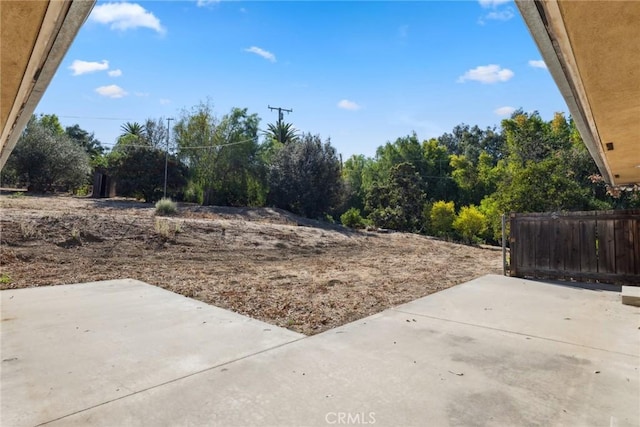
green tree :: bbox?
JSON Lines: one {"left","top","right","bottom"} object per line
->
{"left": 108, "top": 147, "right": 187, "bottom": 202}
{"left": 144, "top": 117, "right": 169, "bottom": 149}
{"left": 501, "top": 110, "right": 570, "bottom": 165}
{"left": 268, "top": 133, "right": 342, "bottom": 218}
{"left": 175, "top": 102, "right": 265, "bottom": 206}
{"left": 437, "top": 123, "right": 505, "bottom": 163}
{"left": 479, "top": 195, "right": 503, "bottom": 243}
{"left": 493, "top": 111, "right": 606, "bottom": 213}
{"left": 39, "top": 114, "right": 65, "bottom": 136}
{"left": 421, "top": 138, "right": 457, "bottom": 203}
{"left": 342, "top": 154, "right": 375, "bottom": 213}
{"left": 6, "top": 115, "right": 90, "bottom": 192}
{"left": 65, "top": 124, "right": 105, "bottom": 161}
{"left": 366, "top": 162, "right": 427, "bottom": 232}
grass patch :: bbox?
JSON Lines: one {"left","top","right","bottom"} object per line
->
{"left": 19, "top": 221, "right": 40, "bottom": 240}
{"left": 0, "top": 273, "right": 11, "bottom": 285}
{"left": 155, "top": 218, "right": 183, "bottom": 239}
{"left": 155, "top": 198, "right": 178, "bottom": 216}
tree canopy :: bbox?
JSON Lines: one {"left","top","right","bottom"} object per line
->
{"left": 11, "top": 102, "right": 637, "bottom": 244}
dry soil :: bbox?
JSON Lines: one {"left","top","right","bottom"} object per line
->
{"left": 0, "top": 195, "right": 502, "bottom": 335}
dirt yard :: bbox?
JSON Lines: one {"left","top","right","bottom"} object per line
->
{"left": 0, "top": 195, "right": 502, "bottom": 335}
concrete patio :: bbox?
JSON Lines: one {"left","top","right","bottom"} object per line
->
{"left": 1, "top": 275, "right": 638, "bottom": 426}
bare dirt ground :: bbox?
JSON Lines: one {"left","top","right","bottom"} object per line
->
{"left": 0, "top": 194, "right": 502, "bottom": 335}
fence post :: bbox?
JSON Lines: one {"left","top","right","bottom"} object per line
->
{"left": 502, "top": 213, "right": 507, "bottom": 276}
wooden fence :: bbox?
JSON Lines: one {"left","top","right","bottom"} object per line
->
{"left": 509, "top": 210, "right": 640, "bottom": 285}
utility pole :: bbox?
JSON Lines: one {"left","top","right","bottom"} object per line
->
{"left": 163, "top": 117, "right": 174, "bottom": 199}
{"left": 268, "top": 105, "right": 293, "bottom": 127}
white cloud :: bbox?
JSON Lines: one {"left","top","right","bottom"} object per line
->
{"left": 90, "top": 2, "right": 165, "bottom": 34}
{"left": 478, "top": 0, "right": 511, "bottom": 8}
{"left": 69, "top": 59, "right": 109, "bottom": 76}
{"left": 458, "top": 64, "right": 514, "bottom": 84}
{"left": 494, "top": 106, "right": 516, "bottom": 116}
{"left": 244, "top": 46, "right": 276, "bottom": 62}
{"left": 528, "top": 59, "right": 548, "bottom": 69}
{"left": 483, "top": 8, "right": 514, "bottom": 21}
{"left": 108, "top": 69, "right": 123, "bottom": 77}
{"left": 337, "top": 99, "right": 361, "bottom": 111}
{"left": 159, "top": 98, "right": 171, "bottom": 105}
{"left": 196, "top": 0, "right": 220, "bottom": 6}
{"left": 95, "top": 85, "right": 128, "bottom": 98}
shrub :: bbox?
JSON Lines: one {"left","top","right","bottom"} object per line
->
{"left": 369, "top": 206, "right": 404, "bottom": 230}
{"left": 155, "top": 198, "right": 178, "bottom": 216}
{"left": 479, "top": 196, "right": 503, "bottom": 243}
{"left": 267, "top": 133, "right": 343, "bottom": 218}
{"left": 7, "top": 115, "right": 90, "bottom": 192}
{"left": 430, "top": 201, "right": 455, "bottom": 237}
{"left": 340, "top": 207, "right": 366, "bottom": 229}
{"left": 453, "top": 205, "right": 487, "bottom": 244}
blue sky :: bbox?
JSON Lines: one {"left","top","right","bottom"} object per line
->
{"left": 36, "top": 0, "right": 567, "bottom": 158}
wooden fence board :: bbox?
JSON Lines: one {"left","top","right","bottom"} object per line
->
{"left": 598, "top": 220, "right": 616, "bottom": 274}
{"left": 580, "top": 220, "right": 598, "bottom": 273}
{"left": 550, "top": 218, "right": 563, "bottom": 272}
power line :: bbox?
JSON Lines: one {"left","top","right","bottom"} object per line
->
{"left": 57, "top": 115, "right": 142, "bottom": 121}
{"left": 107, "top": 137, "right": 259, "bottom": 151}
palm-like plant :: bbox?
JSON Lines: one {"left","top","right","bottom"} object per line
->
{"left": 116, "top": 122, "right": 148, "bottom": 149}
{"left": 266, "top": 122, "right": 298, "bottom": 145}
{"left": 120, "top": 122, "right": 147, "bottom": 140}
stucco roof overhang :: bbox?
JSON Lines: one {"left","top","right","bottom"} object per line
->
{"left": 516, "top": 0, "right": 640, "bottom": 186}
{"left": 0, "top": 0, "right": 95, "bottom": 171}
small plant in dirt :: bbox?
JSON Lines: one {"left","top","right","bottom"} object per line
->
{"left": 70, "top": 227, "right": 81, "bottom": 241}
{"left": 155, "top": 198, "right": 178, "bottom": 216}
{"left": 0, "top": 273, "right": 11, "bottom": 285}
{"left": 154, "top": 218, "right": 182, "bottom": 239}
{"left": 19, "top": 221, "right": 39, "bottom": 240}
{"left": 8, "top": 192, "right": 25, "bottom": 199}
{"left": 155, "top": 218, "right": 171, "bottom": 238}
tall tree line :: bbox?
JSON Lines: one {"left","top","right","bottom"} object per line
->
{"left": 3, "top": 106, "right": 637, "bottom": 244}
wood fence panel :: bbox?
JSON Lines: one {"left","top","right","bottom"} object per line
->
{"left": 510, "top": 210, "right": 639, "bottom": 285}
{"left": 615, "top": 219, "right": 634, "bottom": 275}
{"left": 535, "top": 218, "right": 550, "bottom": 272}
{"left": 566, "top": 219, "right": 581, "bottom": 273}
{"left": 635, "top": 220, "right": 640, "bottom": 276}
{"left": 598, "top": 219, "right": 616, "bottom": 274}
{"left": 580, "top": 219, "right": 598, "bottom": 273}
{"left": 549, "top": 218, "right": 564, "bottom": 273}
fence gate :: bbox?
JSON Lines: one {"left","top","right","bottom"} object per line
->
{"left": 509, "top": 210, "right": 640, "bottom": 285}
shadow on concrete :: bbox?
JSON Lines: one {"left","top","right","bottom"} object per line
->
{"left": 525, "top": 277, "right": 622, "bottom": 293}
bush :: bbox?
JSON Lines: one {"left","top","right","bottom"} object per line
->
{"left": 340, "top": 207, "right": 366, "bottom": 229}
{"left": 6, "top": 115, "right": 90, "bottom": 192}
{"left": 155, "top": 198, "right": 178, "bottom": 216}
{"left": 430, "top": 201, "right": 455, "bottom": 237}
{"left": 479, "top": 196, "right": 503, "bottom": 243}
{"left": 267, "top": 133, "right": 343, "bottom": 218}
{"left": 453, "top": 205, "right": 487, "bottom": 244}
